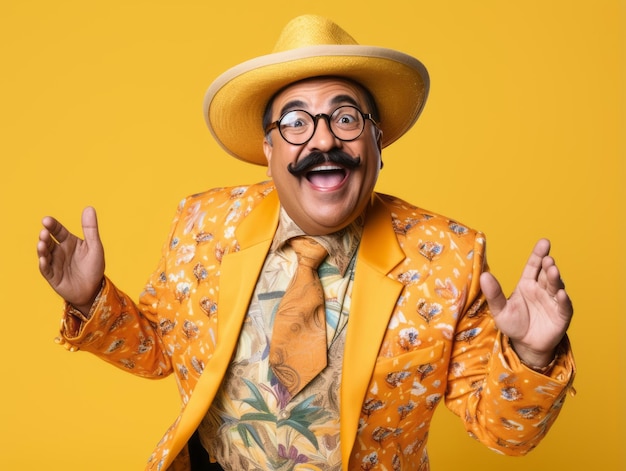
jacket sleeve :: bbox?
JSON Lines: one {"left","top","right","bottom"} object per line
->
{"left": 444, "top": 234, "right": 576, "bottom": 455}
{"left": 55, "top": 199, "right": 190, "bottom": 379}
{"left": 57, "top": 275, "right": 172, "bottom": 378}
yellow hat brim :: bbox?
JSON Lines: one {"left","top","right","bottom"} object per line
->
{"left": 204, "top": 44, "right": 429, "bottom": 166}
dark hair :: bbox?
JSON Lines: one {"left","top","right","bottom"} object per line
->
{"left": 262, "top": 76, "right": 380, "bottom": 144}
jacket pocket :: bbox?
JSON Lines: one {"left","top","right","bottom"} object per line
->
{"left": 365, "top": 340, "right": 447, "bottom": 415}
{"left": 374, "top": 340, "right": 445, "bottom": 372}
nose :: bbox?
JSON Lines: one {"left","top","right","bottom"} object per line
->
{"left": 307, "top": 115, "right": 341, "bottom": 151}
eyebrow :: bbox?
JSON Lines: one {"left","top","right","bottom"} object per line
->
{"left": 278, "top": 94, "right": 361, "bottom": 117}
{"left": 330, "top": 94, "right": 360, "bottom": 108}
{"left": 279, "top": 100, "right": 306, "bottom": 117}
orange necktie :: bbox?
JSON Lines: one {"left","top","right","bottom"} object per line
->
{"left": 269, "top": 236, "right": 328, "bottom": 396}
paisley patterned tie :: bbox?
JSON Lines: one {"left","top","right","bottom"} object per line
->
{"left": 269, "top": 236, "right": 328, "bottom": 396}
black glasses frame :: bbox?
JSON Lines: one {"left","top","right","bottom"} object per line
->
{"left": 265, "top": 105, "right": 378, "bottom": 146}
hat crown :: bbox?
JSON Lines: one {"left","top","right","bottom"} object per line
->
{"left": 273, "top": 15, "right": 359, "bottom": 52}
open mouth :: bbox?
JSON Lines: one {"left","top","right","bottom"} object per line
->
{"left": 306, "top": 164, "right": 348, "bottom": 189}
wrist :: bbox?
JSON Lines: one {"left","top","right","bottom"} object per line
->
{"left": 519, "top": 356, "right": 557, "bottom": 375}
{"left": 69, "top": 278, "right": 106, "bottom": 317}
{"left": 509, "top": 339, "right": 556, "bottom": 373}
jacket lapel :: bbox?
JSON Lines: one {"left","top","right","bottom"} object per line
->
{"left": 217, "top": 190, "right": 280, "bottom": 342}
{"left": 340, "top": 193, "right": 405, "bottom": 468}
{"left": 163, "top": 190, "right": 280, "bottom": 468}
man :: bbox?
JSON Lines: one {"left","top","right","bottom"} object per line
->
{"left": 37, "top": 15, "right": 575, "bottom": 471}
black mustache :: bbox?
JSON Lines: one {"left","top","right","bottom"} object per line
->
{"left": 287, "top": 150, "right": 362, "bottom": 177}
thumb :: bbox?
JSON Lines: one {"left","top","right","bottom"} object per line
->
{"left": 480, "top": 271, "right": 507, "bottom": 316}
{"left": 81, "top": 206, "right": 101, "bottom": 246}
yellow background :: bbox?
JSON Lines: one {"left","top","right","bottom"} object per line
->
{"left": 1, "top": 1, "right": 623, "bottom": 469}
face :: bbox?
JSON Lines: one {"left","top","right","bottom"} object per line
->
{"left": 263, "top": 77, "right": 383, "bottom": 235}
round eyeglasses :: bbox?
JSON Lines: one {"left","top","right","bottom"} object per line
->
{"left": 265, "top": 105, "right": 378, "bottom": 146}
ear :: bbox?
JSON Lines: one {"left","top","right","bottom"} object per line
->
{"left": 375, "top": 127, "right": 384, "bottom": 168}
{"left": 263, "top": 138, "right": 273, "bottom": 177}
{"left": 376, "top": 127, "right": 383, "bottom": 151}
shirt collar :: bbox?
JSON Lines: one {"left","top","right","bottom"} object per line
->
{"left": 271, "top": 207, "right": 364, "bottom": 275}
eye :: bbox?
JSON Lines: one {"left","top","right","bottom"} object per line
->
{"left": 280, "top": 111, "right": 311, "bottom": 129}
{"left": 333, "top": 107, "right": 361, "bottom": 129}
{"left": 287, "top": 118, "right": 307, "bottom": 128}
{"left": 339, "top": 114, "right": 356, "bottom": 124}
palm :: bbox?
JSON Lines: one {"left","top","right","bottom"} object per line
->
{"left": 480, "top": 239, "right": 573, "bottom": 365}
{"left": 37, "top": 207, "right": 105, "bottom": 311}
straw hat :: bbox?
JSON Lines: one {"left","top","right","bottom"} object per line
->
{"left": 203, "top": 14, "right": 429, "bottom": 165}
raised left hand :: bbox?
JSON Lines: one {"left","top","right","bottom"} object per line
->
{"left": 480, "top": 238, "right": 573, "bottom": 368}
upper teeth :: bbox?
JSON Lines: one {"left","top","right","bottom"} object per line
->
{"left": 312, "top": 164, "right": 342, "bottom": 172}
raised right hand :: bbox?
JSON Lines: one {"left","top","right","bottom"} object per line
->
{"left": 37, "top": 206, "right": 105, "bottom": 315}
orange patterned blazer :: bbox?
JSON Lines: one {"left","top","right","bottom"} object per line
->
{"left": 60, "top": 181, "right": 575, "bottom": 470}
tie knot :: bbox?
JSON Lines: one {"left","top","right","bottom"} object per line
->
{"left": 289, "top": 236, "right": 328, "bottom": 269}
